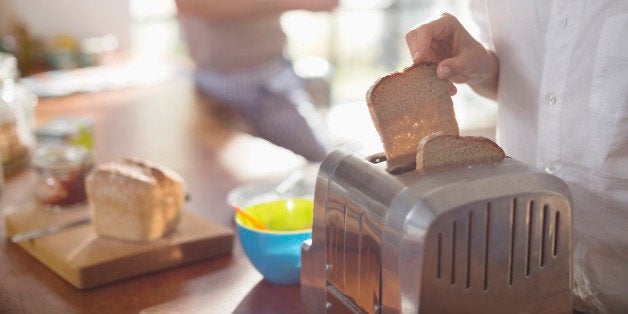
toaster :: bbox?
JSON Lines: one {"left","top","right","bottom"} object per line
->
{"left": 301, "top": 143, "right": 572, "bottom": 313}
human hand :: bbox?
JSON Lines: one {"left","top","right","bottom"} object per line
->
{"left": 405, "top": 13, "right": 499, "bottom": 99}
{"left": 281, "top": 0, "right": 338, "bottom": 12}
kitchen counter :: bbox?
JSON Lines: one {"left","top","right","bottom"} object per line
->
{"left": 0, "top": 74, "right": 309, "bottom": 313}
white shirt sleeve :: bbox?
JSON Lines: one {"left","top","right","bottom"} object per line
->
{"left": 468, "top": 0, "right": 494, "bottom": 50}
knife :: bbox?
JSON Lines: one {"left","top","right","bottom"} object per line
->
{"left": 11, "top": 216, "right": 92, "bottom": 243}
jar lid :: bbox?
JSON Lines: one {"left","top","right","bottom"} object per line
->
{"left": 33, "top": 144, "right": 93, "bottom": 172}
{"left": 0, "top": 53, "right": 18, "bottom": 81}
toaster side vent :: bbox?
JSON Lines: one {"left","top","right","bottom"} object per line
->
{"left": 525, "top": 200, "right": 534, "bottom": 277}
{"left": 426, "top": 197, "right": 555, "bottom": 290}
{"left": 523, "top": 200, "right": 559, "bottom": 276}
{"left": 436, "top": 233, "right": 442, "bottom": 280}
{"left": 466, "top": 210, "right": 473, "bottom": 289}
{"left": 553, "top": 210, "right": 560, "bottom": 257}
{"left": 483, "top": 203, "right": 490, "bottom": 292}
{"left": 434, "top": 204, "right": 493, "bottom": 290}
{"left": 451, "top": 220, "right": 457, "bottom": 286}
{"left": 419, "top": 193, "right": 572, "bottom": 313}
{"left": 508, "top": 199, "right": 516, "bottom": 286}
{"left": 541, "top": 204, "right": 548, "bottom": 267}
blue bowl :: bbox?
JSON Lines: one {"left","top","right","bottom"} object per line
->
{"left": 235, "top": 198, "right": 313, "bottom": 285}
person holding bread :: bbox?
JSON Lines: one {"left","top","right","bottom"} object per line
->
{"left": 405, "top": 2, "right": 627, "bottom": 313}
{"left": 174, "top": 0, "right": 339, "bottom": 162}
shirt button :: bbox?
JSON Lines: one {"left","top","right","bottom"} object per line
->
{"left": 544, "top": 93, "right": 557, "bottom": 106}
{"left": 544, "top": 162, "right": 558, "bottom": 174}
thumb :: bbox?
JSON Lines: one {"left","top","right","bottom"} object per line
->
{"left": 436, "top": 57, "right": 469, "bottom": 84}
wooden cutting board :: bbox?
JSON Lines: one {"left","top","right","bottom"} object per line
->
{"left": 4, "top": 203, "right": 234, "bottom": 289}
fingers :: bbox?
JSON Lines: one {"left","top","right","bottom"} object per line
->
{"left": 406, "top": 13, "right": 458, "bottom": 64}
{"left": 406, "top": 13, "right": 500, "bottom": 99}
{"left": 406, "top": 12, "right": 476, "bottom": 81}
{"left": 438, "top": 50, "right": 500, "bottom": 100}
{"left": 439, "top": 46, "right": 495, "bottom": 82}
{"left": 405, "top": 24, "right": 431, "bottom": 63}
{"left": 407, "top": 13, "right": 490, "bottom": 83}
{"left": 438, "top": 57, "right": 468, "bottom": 83}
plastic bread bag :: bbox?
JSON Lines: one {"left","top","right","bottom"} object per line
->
{"left": 570, "top": 181, "right": 628, "bottom": 314}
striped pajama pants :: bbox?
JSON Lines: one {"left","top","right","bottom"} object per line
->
{"left": 194, "top": 59, "right": 331, "bottom": 162}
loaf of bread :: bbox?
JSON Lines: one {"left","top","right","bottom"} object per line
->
{"left": 416, "top": 133, "right": 506, "bottom": 172}
{"left": 85, "top": 158, "right": 186, "bottom": 242}
{"left": 366, "top": 62, "right": 459, "bottom": 171}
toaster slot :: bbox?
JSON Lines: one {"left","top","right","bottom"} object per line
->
{"left": 366, "top": 152, "right": 387, "bottom": 164}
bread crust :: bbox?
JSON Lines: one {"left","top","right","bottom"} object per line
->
{"left": 366, "top": 62, "right": 459, "bottom": 171}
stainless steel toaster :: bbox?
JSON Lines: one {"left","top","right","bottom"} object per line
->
{"left": 301, "top": 143, "right": 573, "bottom": 313}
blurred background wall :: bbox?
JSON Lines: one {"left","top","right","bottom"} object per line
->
{"left": 0, "top": 0, "right": 461, "bottom": 101}
{"left": 0, "top": 0, "right": 131, "bottom": 50}
{"left": 0, "top": 0, "right": 496, "bottom": 144}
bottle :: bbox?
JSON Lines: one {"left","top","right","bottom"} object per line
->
{"left": 0, "top": 52, "right": 37, "bottom": 176}
{"left": 0, "top": 148, "right": 4, "bottom": 196}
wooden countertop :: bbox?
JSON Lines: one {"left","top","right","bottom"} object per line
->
{"left": 0, "top": 74, "right": 310, "bottom": 313}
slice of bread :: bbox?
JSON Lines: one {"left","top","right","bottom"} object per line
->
{"left": 416, "top": 133, "right": 506, "bottom": 172}
{"left": 366, "top": 62, "right": 459, "bottom": 171}
{"left": 85, "top": 158, "right": 186, "bottom": 242}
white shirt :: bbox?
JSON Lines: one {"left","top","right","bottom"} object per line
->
{"left": 470, "top": 1, "right": 628, "bottom": 312}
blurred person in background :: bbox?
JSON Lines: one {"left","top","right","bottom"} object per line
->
{"left": 406, "top": 1, "right": 627, "bottom": 313}
{"left": 175, "top": 0, "right": 339, "bottom": 162}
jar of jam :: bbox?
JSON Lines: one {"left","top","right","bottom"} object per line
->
{"left": 0, "top": 53, "right": 37, "bottom": 176}
{"left": 32, "top": 144, "right": 93, "bottom": 207}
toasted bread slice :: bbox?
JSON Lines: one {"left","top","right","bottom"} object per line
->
{"left": 366, "top": 62, "right": 459, "bottom": 171}
{"left": 416, "top": 133, "right": 505, "bottom": 172}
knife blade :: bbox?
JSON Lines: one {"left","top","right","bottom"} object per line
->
{"left": 11, "top": 216, "right": 92, "bottom": 243}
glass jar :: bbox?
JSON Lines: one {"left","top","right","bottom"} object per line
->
{"left": 0, "top": 53, "right": 37, "bottom": 176}
{"left": 32, "top": 144, "right": 94, "bottom": 207}
{"left": 0, "top": 151, "right": 4, "bottom": 196}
